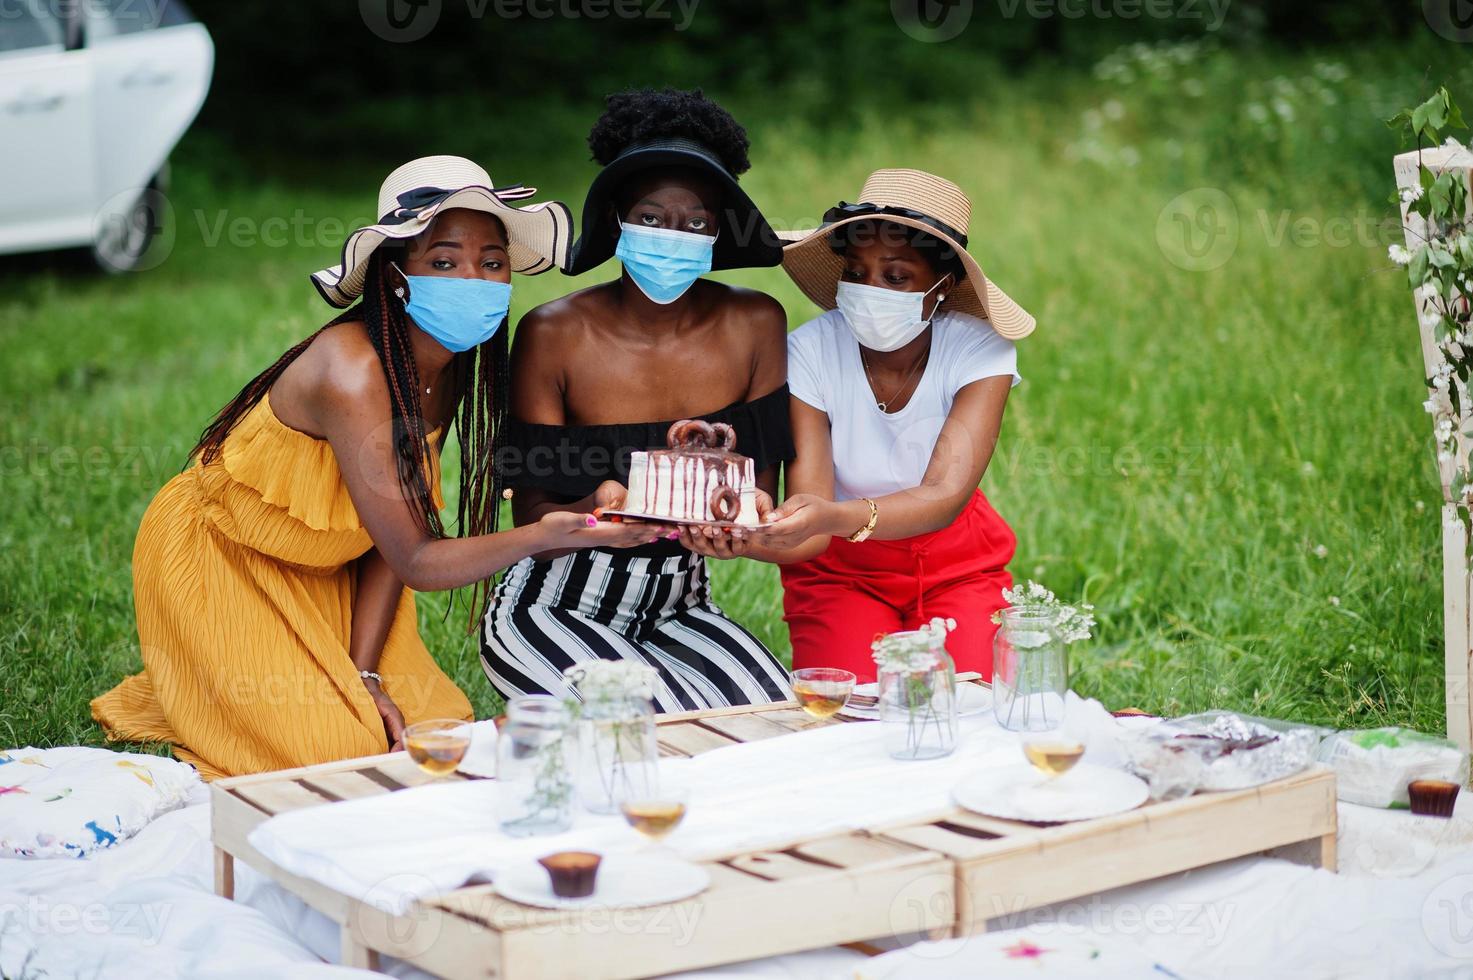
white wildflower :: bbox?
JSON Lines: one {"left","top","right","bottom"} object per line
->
{"left": 997, "top": 580, "right": 1096, "bottom": 645}
{"left": 1312, "top": 544, "right": 1329, "bottom": 558}
{"left": 1329, "top": 596, "right": 1341, "bottom": 606}
{"left": 872, "top": 618, "right": 954, "bottom": 672}
{"left": 1388, "top": 243, "right": 1411, "bottom": 266}
{"left": 563, "top": 660, "right": 657, "bottom": 703}
{"left": 1401, "top": 184, "right": 1423, "bottom": 204}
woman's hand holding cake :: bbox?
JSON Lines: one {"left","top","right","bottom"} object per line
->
{"left": 539, "top": 508, "right": 677, "bottom": 547}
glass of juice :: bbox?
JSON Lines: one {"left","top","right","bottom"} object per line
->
{"left": 1022, "top": 735, "right": 1085, "bottom": 780}
{"left": 790, "top": 668, "right": 857, "bottom": 727}
{"left": 404, "top": 719, "right": 472, "bottom": 778}
{"left": 620, "top": 784, "right": 690, "bottom": 851}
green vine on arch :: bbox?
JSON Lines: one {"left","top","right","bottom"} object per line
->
{"left": 1388, "top": 88, "right": 1473, "bottom": 544}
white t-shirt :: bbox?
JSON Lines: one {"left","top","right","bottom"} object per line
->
{"left": 787, "top": 309, "right": 1020, "bottom": 501}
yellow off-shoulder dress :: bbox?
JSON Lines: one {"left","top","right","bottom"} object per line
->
{"left": 91, "top": 393, "right": 474, "bottom": 780}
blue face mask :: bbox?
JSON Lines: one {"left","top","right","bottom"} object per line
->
{"left": 395, "top": 266, "right": 512, "bottom": 353}
{"left": 615, "top": 222, "right": 715, "bottom": 304}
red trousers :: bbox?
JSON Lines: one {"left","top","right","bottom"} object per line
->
{"left": 781, "top": 490, "right": 1015, "bottom": 682}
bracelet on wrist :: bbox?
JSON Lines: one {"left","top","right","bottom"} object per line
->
{"left": 359, "top": 669, "right": 383, "bottom": 684}
{"left": 847, "top": 498, "right": 879, "bottom": 543}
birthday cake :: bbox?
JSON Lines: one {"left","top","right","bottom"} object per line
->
{"left": 625, "top": 420, "right": 759, "bottom": 525}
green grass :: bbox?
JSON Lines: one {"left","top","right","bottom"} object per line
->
{"left": 0, "top": 39, "right": 1465, "bottom": 753}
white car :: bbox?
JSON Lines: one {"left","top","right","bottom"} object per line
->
{"left": 0, "top": 0, "right": 212, "bottom": 271}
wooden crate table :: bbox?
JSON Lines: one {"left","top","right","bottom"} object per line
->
{"left": 211, "top": 692, "right": 1337, "bottom": 978}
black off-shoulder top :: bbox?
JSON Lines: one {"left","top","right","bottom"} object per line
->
{"left": 499, "top": 385, "right": 794, "bottom": 560}
{"left": 499, "top": 384, "right": 795, "bottom": 502}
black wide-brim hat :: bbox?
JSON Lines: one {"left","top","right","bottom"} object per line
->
{"left": 564, "top": 137, "right": 784, "bottom": 275}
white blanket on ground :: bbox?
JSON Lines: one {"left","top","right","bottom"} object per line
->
{"left": 7, "top": 786, "right": 1473, "bottom": 978}
{"left": 864, "top": 841, "right": 1473, "bottom": 979}
{"left": 6, "top": 725, "right": 1473, "bottom": 978}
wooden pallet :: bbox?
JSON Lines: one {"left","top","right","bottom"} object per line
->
{"left": 212, "top": 693, "right": 1337, "bottom": 978}
{"left": 876, "top": 767, "right": 1335, "bottom": 934}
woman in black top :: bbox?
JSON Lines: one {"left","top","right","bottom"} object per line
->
{"left": 480, "top": 89, "right": 793, "bottom": 710}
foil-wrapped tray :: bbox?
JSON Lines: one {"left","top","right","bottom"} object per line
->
{"left": 1124, "top": 711, "right": 1328, "bottom": 797}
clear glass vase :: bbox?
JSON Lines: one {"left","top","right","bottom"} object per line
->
{"left": 496, "top": 695, "right": 574, "bottom": 837}
{"left": 574, "top": 695, "right": 658, "bottom": 815}
{"left": 992, "top": 607, "right": 1068, "bottom": 732}
{"left": 877, "top": 632, "right": 958, "bottom": 760}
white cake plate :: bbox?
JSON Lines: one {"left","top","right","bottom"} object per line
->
{"left": 599, "top": 509, "right": 775, "bottom": 530}
{"left": 952, "top": 763, "right": 1149, "bottom": 823}
{"left": 494, "top": 854, "right": 711, "bottom": 910}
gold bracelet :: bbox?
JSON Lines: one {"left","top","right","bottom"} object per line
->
{"left": 847, "top": 498, "right": 879, "bottom": 543}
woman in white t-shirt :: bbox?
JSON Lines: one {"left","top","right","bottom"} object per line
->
{"left": 690, "top": 170, "right": 1035, "bottom": 680}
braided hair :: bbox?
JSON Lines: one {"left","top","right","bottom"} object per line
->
{"left": 189, "top": 249, "right": 509, "bottom": 626}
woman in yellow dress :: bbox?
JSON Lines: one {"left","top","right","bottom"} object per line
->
{"left": 92, "top": 157, "right": 668, "bottom": 779}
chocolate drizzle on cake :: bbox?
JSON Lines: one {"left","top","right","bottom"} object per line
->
{"left": 627, "top": 420, "right": 757, "bottom": 523}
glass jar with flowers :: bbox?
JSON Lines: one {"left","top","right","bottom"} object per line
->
{"left": 991, "top": 581, "right": 1095, "bottom": 732}
{"left": 496, "top": 694, "right": 574, "bottom": 837}
{"left": 873, "top": 618, "right": 959, "bottom": 760}
{"left": 562, "top": 661, "right": 660, "bottom": 815}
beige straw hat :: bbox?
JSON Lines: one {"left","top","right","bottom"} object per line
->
{"left": 780, "top": 169, "right": 1035, "bottom": 340}
{"left": 310, "top": 155, "right": 572, "bottom": 308}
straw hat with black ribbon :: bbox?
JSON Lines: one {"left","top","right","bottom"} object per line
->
{"left": 310, "top": 155, "right": 573, "bottom": 308}
{"left": 564, "top": 136, "right": 784, "bottom": 275}
{"left": 780, "top": 169, "right": 1035, "bottom": 341}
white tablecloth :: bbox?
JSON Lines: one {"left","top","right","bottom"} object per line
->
{"left": 248, "top": 705, "right": 1076, "bottom": 915}
{"left": 10, "top": 709, "right": 1473, "bottom": 978}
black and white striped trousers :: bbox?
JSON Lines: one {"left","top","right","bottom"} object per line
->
{"left": 480, "top": 548, "right": 790, "bottom": 712}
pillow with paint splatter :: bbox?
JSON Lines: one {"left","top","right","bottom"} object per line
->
{"left": 0, "top": 747, "right": 200, "bottom": 858}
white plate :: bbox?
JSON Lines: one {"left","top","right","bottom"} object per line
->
{"left": 838, "top": 681, "right": 992, "bottom": 721}
{"left": 952, "top": 763, "right": 1149, "bottom": 823}
{"left": 600, "top": 510, "right": 774, "bottom": 530}
{"left": 495, "top": 854, "right": 711, "bottom": 910}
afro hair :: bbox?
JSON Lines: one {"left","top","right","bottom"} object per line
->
{"left": 587, "top": 87, "right": 751, "bottom": 176}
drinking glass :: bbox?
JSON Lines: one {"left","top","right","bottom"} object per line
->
{"left": 790, "top": 668, "right": 857, "bottom": 726}
{"left": 1022, "top": 734, "right": 1085, "bottom": 779}
{"left": 404, "top": 719, "right": 471, "bottom": 778}
{"left": 620, "top": 784, "right": 690, "bottom": 851}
